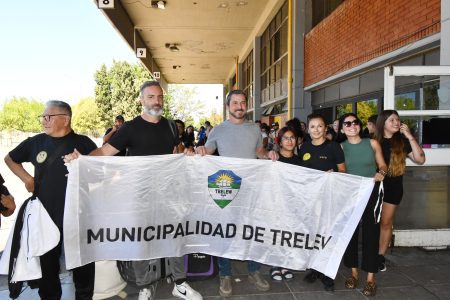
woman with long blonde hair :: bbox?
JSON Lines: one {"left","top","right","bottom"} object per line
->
{"left": 374, "top": 110, "right": 425, "bottom": 271}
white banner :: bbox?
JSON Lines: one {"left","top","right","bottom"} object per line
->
{"left": 64, "top": 154, "right": 374, "bottom": 279}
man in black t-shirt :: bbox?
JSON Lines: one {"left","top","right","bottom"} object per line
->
{"left": 65, "top": 81, "right": 202, "bottom": 300}
{"left": 5, "top": 100, "right": 97, "bottom": 300}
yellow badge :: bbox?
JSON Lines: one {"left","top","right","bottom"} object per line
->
{"left": 303, "top": 153, "right": 311, "bottom": 161}
{"left": 36, "top": 151, "right": 47, "bottom": 163}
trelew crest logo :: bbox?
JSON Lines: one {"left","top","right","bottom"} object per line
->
{"left": 208, "top": 170, "right": 242, "bottom": 209}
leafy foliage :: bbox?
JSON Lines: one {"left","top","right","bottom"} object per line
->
{"left": 0, "top": 97, "right": 44, "bottom": 132}
{"left": 165, "top": 85, "right": 207, "bottom": 125}
{"left": 94, "top": 61, "right": 152, "bottom": 127}
{"left": 72, "top": 97, "right": 104, "bottom": 137}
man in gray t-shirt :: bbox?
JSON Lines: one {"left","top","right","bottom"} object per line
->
{"left": 195, "top": 89, "right": 278, "bottom": 297}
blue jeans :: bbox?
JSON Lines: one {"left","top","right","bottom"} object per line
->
{"left": 218, "top": 257, "right": 261, "bottom": 276}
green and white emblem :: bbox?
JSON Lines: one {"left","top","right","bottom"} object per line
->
{"left": 208, "top": 170, "right": 242, "bottom": 209}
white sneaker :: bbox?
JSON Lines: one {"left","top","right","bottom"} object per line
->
{"left": 172, "top": 281, "right": 203, "bottom": 300}
{"left": 138, "top": 288, "right": 151, "bottom": 300}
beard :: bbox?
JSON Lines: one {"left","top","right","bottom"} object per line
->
{"left": 229, "top": 109, "right": 245, "bottom": 120}
{"left": 144, "top": 105, "right": 163, "bottom": 116}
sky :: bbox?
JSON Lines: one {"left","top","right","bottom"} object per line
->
{"left": 0, "top": 1, "right": 223, "bottom": 113}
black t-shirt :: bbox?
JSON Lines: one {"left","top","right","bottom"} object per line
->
{"left": 108, "top": 116, "right": 179, "bottom": 156}
{"left": 104, "top": 127, "right": 126, "bottom": 156}
{"left": 298, "top": 139, "right": 345, "bottom": 172}
{"left": 380, "top": 137, "right": 412, "bottom": 166}
{"left": 278, "top": 154, "right": 302, "bottom": 166}
{"left": 9, "top": 131, "right": 97, "bottom": 227}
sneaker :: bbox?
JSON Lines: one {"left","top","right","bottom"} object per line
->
{"left": 219, "top": 276, "right": 233, "bottom": 297}
{"left": 303, "top": 269, "right": 320, "bottom": 283}
{"left": 138, "top": 288, "right": 151, "bottom": 300}
{"left": 321, "top": 276, "right": 335, "bottom": 292}
{"left": 378, "top": 255, "right": 387, "bottom": 272}
{"left": 248, "top": 271, "right": 270, "bottom": 291}
{"left": 172, "top": 282, "right": 203, "bottom": 300}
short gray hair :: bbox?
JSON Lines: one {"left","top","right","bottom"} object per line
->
{"left": 46, "top": 100, "right": 72, "bottom": 117}
{"left": 140, "top": 81, "right": 162, "bottom": 97}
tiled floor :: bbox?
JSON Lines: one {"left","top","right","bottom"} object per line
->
{"left": 1, "top": 247, "right": 449, "bottom": 299}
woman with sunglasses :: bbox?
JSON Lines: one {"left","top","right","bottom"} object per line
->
{"left": 375, "top": 110, "right": 425, "bottom": 272}
{"left": 299, "top": 113, "right": 346, "bottom": 292}
{"left": 339, "top": 113, "right": 387, "bottom": 296}
{"left": 268, "top": 126, "right": 300, "bottom": 282}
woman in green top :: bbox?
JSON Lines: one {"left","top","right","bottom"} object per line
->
{"left": 339, "top": 113, "right": 387, "bottom": 297}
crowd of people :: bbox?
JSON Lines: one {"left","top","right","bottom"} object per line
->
{"left": 0, "top": 82, "right": 426, "bottom": 299}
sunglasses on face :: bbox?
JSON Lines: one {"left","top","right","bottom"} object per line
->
{"left": 342, "top": 120, "right": 361, "bottom": 127}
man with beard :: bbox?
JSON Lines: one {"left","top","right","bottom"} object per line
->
{"left": 194, "top": 89, "right": 278, "bottom": 297}
{"left": 65, "top": 81, "right": 202, "bottom": 300}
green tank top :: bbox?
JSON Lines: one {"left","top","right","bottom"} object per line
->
{"left": 341, "top": 138, "right": 376, "bottom": 177}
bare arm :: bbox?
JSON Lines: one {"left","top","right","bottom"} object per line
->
{"left": 64, "top": 143, "right": 120, "bottom": 163}
{"left": 256, "top": 146, "right": 279, "bottom": 161}
{"left": 194, "top": 145, "right": 216, "bottom": 156}
{"left": 103, "top": 127, "right": 117, "bottom": 144}
{"left": 371, "top": 139, "right": 388, "bottom": 181}
{"left": 400, "top": 123, "right": 425, "bottom": 165}
{"left": 337, "top": 163, "right": 346, "bottom": 173}
{"left": 4, "top": 154, "right": 34, "bottom": 193}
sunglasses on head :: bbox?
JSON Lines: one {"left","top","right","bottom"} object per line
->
{"left": 342, "top": 120, "right": 361, "bottom": 127}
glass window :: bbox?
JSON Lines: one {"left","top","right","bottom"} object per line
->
{"left": 336, "top": 103, "right": 352, "bottom": 119}
{"left": 356, "top": 99, "right": 378, "bottom": 127}
{"left": 395, "top": 92, "right": 417, "bottom": 110}
{"left": 314, "top": 107, "right": 333, "bottom": 124}
{"left": 423, "top": 77, "right": 450, "bottom": 110}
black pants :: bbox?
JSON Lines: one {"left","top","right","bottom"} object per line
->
{"left": 343, "top": 182, "right": 381, "bottom": 273}
{"left": 39, "top": 242, "right": 95, "bottom": 300}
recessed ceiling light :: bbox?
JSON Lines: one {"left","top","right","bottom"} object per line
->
{"left": 236, "top": 1, "right": 248, "bottom": 6}
{"left": 218, "top": 2, "right": 229, "bottom": 8}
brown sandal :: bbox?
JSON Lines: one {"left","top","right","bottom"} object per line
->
{"left": 363, "top": 281, "right": 377, "bottom": 297}
{"left": 344, "top": 276, "right": 358, "bottom": 289}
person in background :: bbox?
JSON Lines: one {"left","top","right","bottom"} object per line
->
{"left": 299, "top": 113, "right": 346, "bottom": 292}
{"left": 339, "top": 113, "right": 387, "bottom": 297}
{"left": 175, "top": 120, "right": 194, "bottom": 153}
{"left": 196, "top": 126, "right": 206, "bottom": 146}
{"left": 375, "top": 110, "right": 425, "bottom": 272}
{"left": 285, "top": 117, "right": 305, "bottom": 153}
{"left": 260, "top": 123, "right": 270, "bottom": 150}
{"left": 185, "top": 125, "right": 195, "bottom": 149}
{"left": 103, "top": 115, "right": 126, "bottom": 156}
{"left": 363, "top": 114, "right": 378, "bottom": 138}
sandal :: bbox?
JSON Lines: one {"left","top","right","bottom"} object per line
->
{"left": 270, "top": 267, "right": 283, "bottom": 281}
{"left": 344, "top": 276, "right": 358, "bottom": 289}
{"left": 363, "top": 281, "right": 377, "bottom": 297}
{"left": 281, "top": 268, "right": 294, "bottom": 280}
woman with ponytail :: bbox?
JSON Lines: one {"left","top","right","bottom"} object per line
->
{"left": 375, "top": 110, "right": 425, "bottom": 272}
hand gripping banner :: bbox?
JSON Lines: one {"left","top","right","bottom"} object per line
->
{"left": 64, "top": 154, "right": 374, "bottom": 279}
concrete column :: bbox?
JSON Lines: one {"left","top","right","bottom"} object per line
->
{"left": 253, "top": 36, "right": 262, "bottom": 121}
{"left": 291, "top": 0, "right": 312, "bottom": 122}
{"left": 440, "top": 0, "right": 450, "bottom": 109}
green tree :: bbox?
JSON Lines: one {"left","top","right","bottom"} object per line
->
{"left": 165, "top": 85, "right": 207, "bottom": 124}
{"left": 94, "top": 61, "right": 152, "bottom": 127}
{"left": 0, "top": 97, "right": 44, "bottom": 132}
{"left": 72, "top": 97, "right": 104, "bottom": 137}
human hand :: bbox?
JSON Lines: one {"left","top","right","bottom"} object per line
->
{"left": 195, "top": 146, "right": 207, "bottom": 156}
{"left": 184, "top": 147, "right": 195, "bottom": 156}
{"left": 63, "top": 148, "right": 81, "bottom": 164}
{"left": 400, "top": 123, "right": 413, "bottom": 140}
{"left": 1, "top": 194, "right": 16, "bottom": 215}
{"left": 267, "top": 150, "right": 279, "bottom": 161}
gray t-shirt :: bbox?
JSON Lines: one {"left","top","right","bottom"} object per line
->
{"left": 205, "top": 120, "right": 262, "bottom": 159}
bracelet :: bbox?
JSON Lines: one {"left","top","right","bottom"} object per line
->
{"left": 378, "top": 170, "right": 387, "bottom": 176}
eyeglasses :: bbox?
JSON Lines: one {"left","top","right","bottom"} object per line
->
{"left": 39, "top": 114, "right": 68, "bottom": 122}
{"left": 342, "top": 120, "right": 361, "bottom": 127}
{"left": 281, "top": 136, "right": 296, "bottom": 142}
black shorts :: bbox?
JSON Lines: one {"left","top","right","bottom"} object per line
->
{"left": 382, "top": 176, "right": 403, "bottom": 205}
